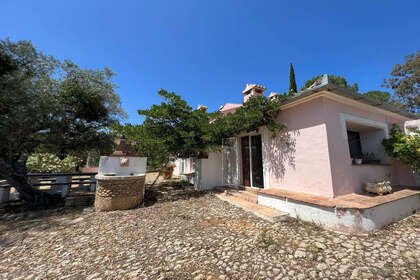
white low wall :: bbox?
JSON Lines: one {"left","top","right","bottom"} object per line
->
{"left": 196, "top": 152, "right": 223, "bottom": 190}
{"left": 180, "top": 173, "right": 195, "bottom": 185}
{"left": 258, "top": 193, "right": 420, "bottom": 232}
{"left": 98, "top": 156, "right": 147, "bottom": 176}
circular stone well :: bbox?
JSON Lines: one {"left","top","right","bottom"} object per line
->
{"left": 95, "top": 174, "right": 145, "bottom": 211}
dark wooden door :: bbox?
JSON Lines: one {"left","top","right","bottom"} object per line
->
{"left": 241, "top": 136, "right": 250, "bottom": 186}
{"left": 251, "top": 135, "right": 264, "bottom": 188}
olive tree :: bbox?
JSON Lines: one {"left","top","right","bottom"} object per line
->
{"left": 0, "top": 39, "right": 126, "bottom": 207}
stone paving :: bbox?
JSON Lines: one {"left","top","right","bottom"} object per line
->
{"left": 0, "top": 181, "right": 419, "bottom": 280}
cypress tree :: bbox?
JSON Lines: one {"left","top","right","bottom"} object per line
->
{"left": 289, "top": 63, "right": 297, "bottom": 95}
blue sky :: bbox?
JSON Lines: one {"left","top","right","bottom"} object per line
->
{"left": 1, "top": 0, "right": 419, "bottom": 123}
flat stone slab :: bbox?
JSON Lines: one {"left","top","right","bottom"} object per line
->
{"left": 216, "top": 193, "right": 288, "bottom": 222}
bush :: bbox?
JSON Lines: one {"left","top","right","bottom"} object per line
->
{"left": 26, "top": 153, "right": 83, "bottom": 173}
{"left": 382, "top": 124, "right": 420, "bottom": 173}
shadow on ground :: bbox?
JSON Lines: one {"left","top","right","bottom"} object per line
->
{"left": 0, "top": 176, "right": 220, "bottom": 247}
{"left": 0, "top": 177, "right": 214, "bottom": 230}
{"left": 144, "top": 178, "right": 216, "bottom": 206}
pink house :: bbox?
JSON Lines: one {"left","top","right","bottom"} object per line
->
{"left": 174, "top": 74, "right": 419, "bottom": 232}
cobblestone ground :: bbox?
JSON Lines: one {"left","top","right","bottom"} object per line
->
{"left": 0, "top": 181, "right": 419, "bottom": 280}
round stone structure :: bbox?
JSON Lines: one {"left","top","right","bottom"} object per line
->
{"left": 95, "top": 174, "right": 146, "bottom": 211}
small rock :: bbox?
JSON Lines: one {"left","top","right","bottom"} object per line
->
{"left": 294, "top": 249, "right": 306, "bottom": 258}
{"left": 338, "top": 265, "right": 349, "bottom": 274}
{"left": 315, "top": 242, "right": 326, "bottom": 250}
{"left": 194, "top": 274, "right": 205, "bottom": 280}
{"left": 350, "top": 268, "right": 360, "bottom": 279}
{"left": 297, "top": 273, "right": 305, "bottom": 280}
{"left": 316, "top": 263, "right": 328, "bottom": 270}
{"left": 62, "top": 217, "right": 84, "bottom": 225}
{"left": 87, "top": 273, "right": 101, "bottom": 280}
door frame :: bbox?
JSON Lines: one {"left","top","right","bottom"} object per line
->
{"left": 237, "top": 128, "right": 270, "bottom": 189}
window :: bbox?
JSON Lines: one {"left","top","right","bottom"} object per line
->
{"left": 344, "top": 120, "right": 389, "bottom": 164}
{"left": 347, "top": 131, "right": 362, "bottom": 158}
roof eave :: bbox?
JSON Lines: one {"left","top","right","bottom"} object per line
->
{"left": 284, "top": 83, "right": 418, "bottom": 119}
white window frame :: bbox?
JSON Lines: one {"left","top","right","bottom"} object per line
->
{"left": 339, "top": 113, "right": 390, "bottom": 164}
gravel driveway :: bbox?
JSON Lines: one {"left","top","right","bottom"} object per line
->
{"left": 0, "top": 181, "right": 419, "bottom": 280}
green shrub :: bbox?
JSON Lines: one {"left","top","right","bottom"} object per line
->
{"left": 26, "top": 153, "right": 83, "bottom": 173}
{"left": 382, "top": 124, "right": 420, "bottom": 173}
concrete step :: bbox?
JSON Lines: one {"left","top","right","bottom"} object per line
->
{"left": 224, "top": 190, "right": 258, "bottom": 204}
{"left": 216, "top": 193, "right": 288, "bottom": 223}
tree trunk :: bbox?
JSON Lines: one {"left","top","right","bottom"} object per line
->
{"left": 151, "top": 171, "right": 163, "bottom": 186}
{"left": 151, "top": 158, "right": 171, "bottom": 186}
{"left": 0, "top": 156, "right": 62, "bottom": 208}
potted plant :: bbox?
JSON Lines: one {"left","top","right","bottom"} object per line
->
{"left": 354, "top": 158, "right": 363, "bottom": 165}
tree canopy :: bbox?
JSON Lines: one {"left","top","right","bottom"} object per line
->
{"left": 137, "top": 90, "right": 215, "bottom": 159}
{"left": 383, "top": 50, "right": 420, "bottom": 113}
{"left": 301, "top": 74, "right": 359, "bottom": 92}
{"left": 111, "top": 123, "right": 170, "bottom": 170}
{"left": 0, "top": 38, "right": 126, "bottom": 206}
{"left": 114, "top": 90, "right": 288, "bottom": 173}
{"left": 362, "top": 90, "right": 391, "bottom": 103}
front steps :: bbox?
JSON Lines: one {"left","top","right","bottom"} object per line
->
{"left": 216, "top": 189, "right": 288, "bottom": 223}
{"left": 224, "top": 189, "right": 258, "bottom": 204}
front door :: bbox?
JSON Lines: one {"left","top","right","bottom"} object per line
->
{"left": 241, "top": 136, "right": 251, "bottom": 186}
{"left": 241, "top": 135, "right": 264, "bottom": 188}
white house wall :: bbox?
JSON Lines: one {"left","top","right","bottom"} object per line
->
{"left": 173, "top": 159, "right": 182, "bottom": 176}
{"left": 196, "top": 152, "right": 223, "bottom": 190}
{"left": 174, "top": 158, "right": 194, "bottom": 177}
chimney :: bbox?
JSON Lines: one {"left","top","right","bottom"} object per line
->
{"left": 242, "top": 83, "right": 267, "bottom": 103}
{"left": 197, "top": 104, "right": 208, "bottom": 111}
{"left": 269, "top": 92, "right": 280, "bottom": 100}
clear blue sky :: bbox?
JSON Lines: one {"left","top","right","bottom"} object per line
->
{"left": 1, "top": 0, "right": 419, "bottom": 123}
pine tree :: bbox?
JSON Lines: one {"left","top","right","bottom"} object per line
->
{"left": 289, "top": 63, "right": 297, "bottom": 95}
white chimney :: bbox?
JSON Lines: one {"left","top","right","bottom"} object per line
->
{"left": 197, "top": 104, "right": 208, "bottom": 111}
{"left": 242, "top": 83, "right": 267, "bottom": 103}
{"left": 269, "top": 92, "right": 280, "bottom": 99}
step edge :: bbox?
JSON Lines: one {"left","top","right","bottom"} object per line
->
{"left": 216, "top": 194, "right": 288, "bottom": 223}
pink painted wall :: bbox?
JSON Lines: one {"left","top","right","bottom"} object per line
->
{"left": 267, "top": 95, "right": 416, "bottom": 198}
{"left": 220, "top": 103, "right": 242, "bottom": 116}
{"left": 268, "top": 97, "right": 335, "bottom": 197}
{"left": 322, "top": 97, "right": 416, "bottom": 196}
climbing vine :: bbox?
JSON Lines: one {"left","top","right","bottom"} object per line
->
{"left": 210, "top": 95, "right": 288, "bottom": 145}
